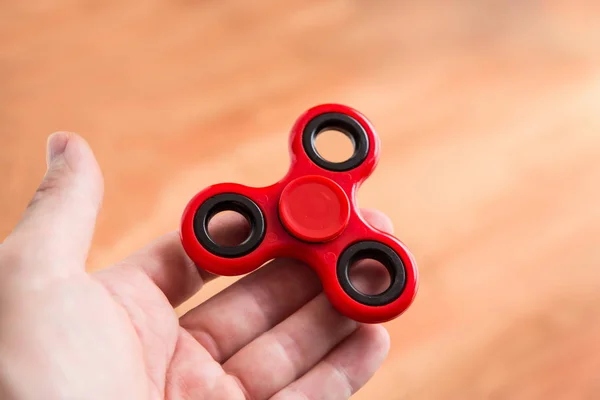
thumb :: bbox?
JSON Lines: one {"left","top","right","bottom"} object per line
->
{"left": 6, "top": 132, "right": 104, "bottom": 272}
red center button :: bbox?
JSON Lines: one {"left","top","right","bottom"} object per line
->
{"left": 278, "top": 175, "right": 350, "bottom": 243}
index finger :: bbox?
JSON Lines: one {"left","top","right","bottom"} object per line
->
{"left": 93, "top": 210, "right": 248, "bottom": 307}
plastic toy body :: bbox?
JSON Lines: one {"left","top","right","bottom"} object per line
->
{"left": 180, "top": 104, "right": 418, "bottom": 323}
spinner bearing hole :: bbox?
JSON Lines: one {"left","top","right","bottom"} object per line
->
{"left": 348, "top": 257, "right": 392, "bottom": 296}
{"left": 302, "top": 112, "right": 369, "bottom": 172}
{"left": 207, "top": 210, "right": 252, "bottom": 247}
{"left": 314, "top": 128, "right": 355, "bottom": 164}
{"left": 194, "top": 193, "right": 265, "bottom": 258}
{"left": 337, "top": 241, "right": 406, "bottom": 306}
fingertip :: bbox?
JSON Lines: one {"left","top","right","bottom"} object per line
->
{"left": 361, "top": 208, "right": 394, "bottom": 234}
{"left": 47, "top": 131, "right": 99, "bottom": 172}
{"left": 351, "top": 324, "right": 391, "bottom": 379}
{"left": 54, "top": 131, "right": 104, "bottom": 205}
{"left": 369, "top": 324, "right": 391, "bottom": 359}
{"left": 63, "top": 132, "right": 100, "bottom": 169}
{"left": 46, "top": 131, "right": 71, "bottom": 167}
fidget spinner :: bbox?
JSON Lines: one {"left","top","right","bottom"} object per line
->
{"left": 180, "top": 104, "right": 418, "bottom": 323}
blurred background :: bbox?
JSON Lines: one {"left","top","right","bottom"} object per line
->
{"left": 2, "top": 1, "right": 600, "bottom": 399}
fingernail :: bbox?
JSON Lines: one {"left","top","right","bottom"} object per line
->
{"left": 46, "top": 132, "right": 70, "bottom": 166}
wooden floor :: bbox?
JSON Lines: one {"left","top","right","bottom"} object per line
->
{"left": 2, "top": 1, "right": 600, "bottom": 399}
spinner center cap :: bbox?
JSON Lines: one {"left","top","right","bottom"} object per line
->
{"left": 278, "top": 175, "right": 350, "bottom": 243}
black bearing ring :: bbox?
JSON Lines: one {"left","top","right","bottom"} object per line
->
{"left": 302, "top": 112, "right": 370, "bottom": 172}
{"left": 336, "top": 241, "right": 407, "bottom": 306}
{"left": 193, "top": 193, "right": 265, "bottom": 258}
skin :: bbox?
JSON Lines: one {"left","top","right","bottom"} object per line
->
{"left": 0, "top": 132, "right": 393, "bottom": 400}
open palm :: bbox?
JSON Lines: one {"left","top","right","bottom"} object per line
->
{"left": 0, "top": 132, "right": 391, "bottom": 400}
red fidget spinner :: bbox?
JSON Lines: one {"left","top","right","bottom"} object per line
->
{"left": 180, "top": 104, "right": 418, "bottom": 323}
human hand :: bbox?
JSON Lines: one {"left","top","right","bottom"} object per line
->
{"left": 0, "top": 132, "right": 392, "bottom": 399}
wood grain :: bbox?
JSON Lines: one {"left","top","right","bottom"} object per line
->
{"left": 2, "top": 1, "right": 600, "bottom": 398}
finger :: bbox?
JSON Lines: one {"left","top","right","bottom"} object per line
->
{"left": 180, "top": 257, "right": 321, "bottom": 360}
{"left": 5, "top": 132, "right": 103, "bottom": 271}
{"left": 271, "top": 325, "right": 390, "bottom": 400}
{"left": 361, "top": 208, "right": 394, "bottom": 234}
{"left": 94, "top": 208, "right": 252, "bottom": 307}
{"left": 93, "top": 231, "right": 209, "bottom": 308}
{"left": 222, "top": 294, "right": 361, "bottom": 399}
{"left": 179, "top": 208, "right": 394, "bottom": 363}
